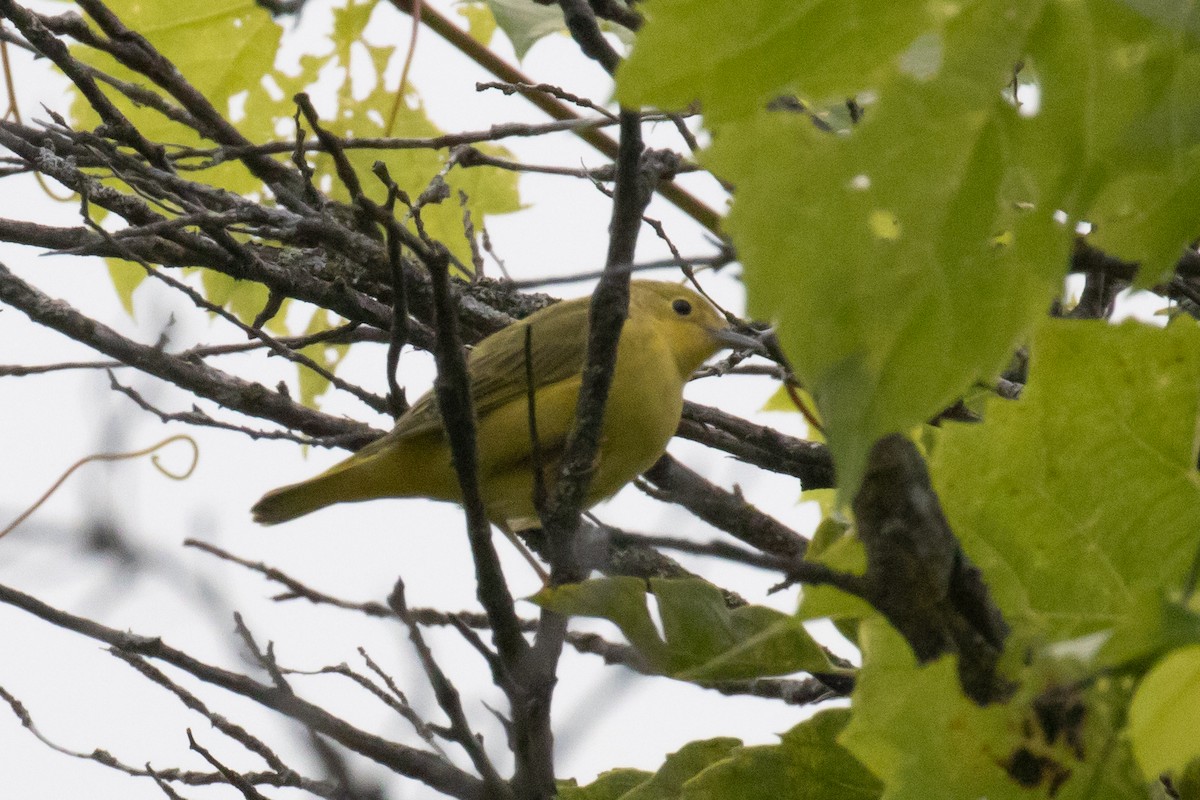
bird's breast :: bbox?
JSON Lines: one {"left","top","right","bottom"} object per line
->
{"left": 587, "top": 329, "right": 688, "bottom": 499}
{"left": 472, "top": 325, "right": 689, "bottom": 520}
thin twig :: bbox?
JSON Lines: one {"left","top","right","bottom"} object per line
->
{"left": 424, "top": 245, "right": 528, "bottom": 663}
{"left": 0, "top": 582, "right": 488, "bottom": 800}
{"left": 388, "top": 581, "right": 511, "bottom": 796}
{"left": 385, "top": 0, "right": 721, "bottom": 234}
{"left": 0, "top": 262, "right": 381, "bottom": 446}
{"left": 641, "top": 454, "right": 809, "bottom": 559}
{"left": 185, "top": 729, "right": 270, "bottom": 800}
{"left": 0, "top": 684, "right": 343, "bottom": 796}
{"left": 477, "top": 80, "right": 618, "bottom": 120}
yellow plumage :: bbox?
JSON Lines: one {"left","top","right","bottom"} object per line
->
{"left": 251, "top": 281, "right": 749, "bottom": 526}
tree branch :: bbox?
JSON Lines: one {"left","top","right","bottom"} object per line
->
{"left": 852, "top": 434, "right": 1011, "bottom": 705}
{"left": 0, "top": 262, "right": 380, "bottom": 446}
{"left": 0, "top": 582, "right": 488, "bottom": 800}
{"left": 641, "top": 454, "right": 809, "bottom": 559}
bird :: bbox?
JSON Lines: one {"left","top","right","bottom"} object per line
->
{"left": 251, "top": 280, "right": 759, "bottom": 528}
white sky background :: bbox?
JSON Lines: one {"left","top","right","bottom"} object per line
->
{"left": 0, "top": 2, "right": 833, "bottom": 797}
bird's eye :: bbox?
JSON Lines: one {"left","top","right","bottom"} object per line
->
{"left": 672, "top": 298, "right": 692, "bottom": 316}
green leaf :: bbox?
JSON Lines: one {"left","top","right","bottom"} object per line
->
{"left": 1174, "top": 757, "right": 1200, "bottom": 800}
{"left": 532, "top": 577, "right": 834, "bottom": 680}
{"left": 622, "top": 0, "right": 1200, "bottom": 283}
{"left": 840, "top": 620, "right": 1024, "bottom": 799}
{"left": 70, "top": 0, "right": 282, "bottom": 312}
{"left": 795, "top": 530, "right": 872, "bottom": 624}
{"left": 1094, "top": 591, "right": 1200, "bottom": 674}
{"left": 194, "top": 269, "right": 279, "bottom": 331}
{"left": 486, "top": 0, "right": 567, "bottom": 60}
{"left": 805, "top": 515, "right": 849, "bottom": 560}
{"left": 319, "top": 0, "right": 522, "bottom": 270}
{"left": 617, "top": 0, "right": 936, "bottom": 123}
{"left": 1129, "top": 645, "right": 1200, "bottom": 780}
{"left": 297, "top": 308, "right": 350, "bottom": 407}
{"left": 561, "top": 739, "right": 741, "bottom": 800}
{"left": 1023, "top": 1, "right": 1200, "bottom": 282}
{"left": 842, "top": 619, "right": 1146, "bottom": 800}
{"left": 559, "top": 769, "right": 655, "bottom": 800}
{"left": 562, "top": 720, "right": 879, "bottom": 800}
{"left": 682, "top": 710, "right": 882, "bottom": 800}
{"left": 655, "top": 580, "right": 833, "bottom": 681}
{"left": 534, "top": 575, "right": 669, "bottom": 666}
{"left": 457, "top": 2, "right": 498, "bottom": 46}
{"left": 701, "top": 0, "right": 1068, "bottom": 497}
{"left": 106, "top": 258, "right": 148, "bottom": 317}
{"left": 760, "top": 383, "right": 794, "bottom": 413}
{"left": 70, "top": 0, "right": 282, "bottom": 197}
{"left": 932, "top": 319, "right": 1200, "bottom": 641}
{"left": 801, "top": 489, "right": 837, "bottom": 521}
{"left": 623, "top": 0, "right": 1200, "bottom": 498}
{"left": 623, "top": 738, "right": 742, "bottom": 800}
{"left": 68, "top": 0, "right": 520, "bottom": 333}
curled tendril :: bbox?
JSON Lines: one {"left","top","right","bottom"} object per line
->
{"left": 147, "top": 435, "right": 200, "bottom": 480}
{"left": 0, "top": 434, "right": 199, "bottom": 540}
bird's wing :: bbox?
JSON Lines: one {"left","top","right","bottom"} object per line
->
{"left": 389, "top": 296, "right": 591, "bottom": 440}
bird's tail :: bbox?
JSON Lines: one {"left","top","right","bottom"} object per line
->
{"left": 251, "top": 453, "right": 386, "bottom": 525}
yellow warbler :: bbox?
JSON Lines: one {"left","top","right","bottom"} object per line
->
{"left": 251, "top": 281, "right": 755, "bottom": 526}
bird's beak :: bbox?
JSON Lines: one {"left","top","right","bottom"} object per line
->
{"left": 709, "top": 325, "right": 770, "bottom": 356}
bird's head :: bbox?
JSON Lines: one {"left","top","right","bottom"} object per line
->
{"left": 630, "top": 281, "right": 765, "bottom": 377}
